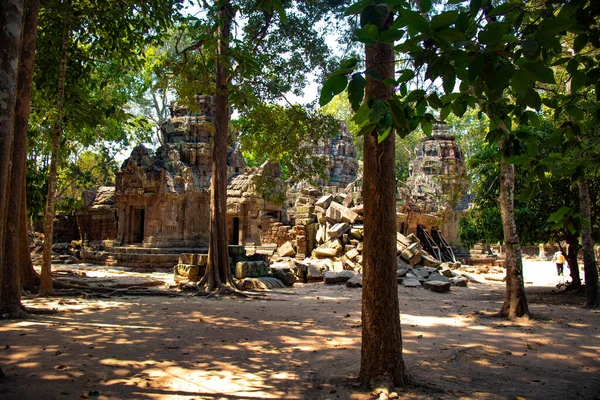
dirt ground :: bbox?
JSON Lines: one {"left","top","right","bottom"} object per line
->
{"left": 0, "top": 259, "right": 599, "bottom": 400}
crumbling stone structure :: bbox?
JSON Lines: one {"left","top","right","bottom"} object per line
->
{"left": 313, "top": 123, "right": 359, "bottom": 189}
{"left": 114, "top": 96, "right": 245, "bottom": 249}
{"left": 75, "top": 186, "right": 117, "bottom": 246}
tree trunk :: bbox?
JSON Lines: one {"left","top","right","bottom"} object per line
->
{"left": 498, "top": 142, "right": 529, "bottom": 318}
{"left": 577, "top": 176, "right": 599, "bottom": 308}
{"left": 40, "top": 1, "right": 70, "bottom": 296}
{"left": 6, "top": 0, "right": 40, "bottom": 298}
{"left": 198, "top": 0, "right": 238, "bottom": 292}
{"left": 565, "top": 233, "right": 581, "bottom": 290}
{"left": 359, "top": 6, "right": 406, "bottom": 390}
{"left": 0, "top": 0, "right": 25, "bottom": 317}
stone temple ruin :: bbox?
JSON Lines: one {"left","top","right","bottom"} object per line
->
{"left": 77, "top": 96, "right": 470, "bottom": 290}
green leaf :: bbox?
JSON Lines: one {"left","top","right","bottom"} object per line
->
{"left": 377, "top": 126, "right": 392, "bottom": 143}
{"left": 355, "top": 24, "right": 379, "bottom": 44}
{"left": 534, "top": 33, "right": 562, "bottom": 53}
{"left": 397, "top": 69, "right": 415, "bottom": 83}
{"left": 570, "top": 71, "right": 587, "bottom": 92}
{"left": 478, "top": 22, "right": 509, "bottom": 45}
{"left": 521, "top": 62, "right": 555, "bottom": 84}
{"left": 357, "top": 122, "right": 376, "bottom": 137}
{"left": 452, "top": 100, "right": 466, "bottom": 117}
{"left": 420, "top": 0, "right": 432, "bottom": 13}
{"left": 353, "top": 103, "right": 371, "bottom": 125}
{"left": 574, "top": 34, "right": 588, "bottom": 54}
{"left": 525, "top": 89, "right": 541, "bottom": 111}
{"left": 488, "top": 2, "right": 518, "bottom": 17}
{"left": 470, "top": 0, "right": 482, "bottom": 15}
{"left": 369, "top": 99, "right": 385, "bottom": 121}
{"left": 440, "top": 104, "right": 452, "bottom": 120}
{"left": 431, "top": 10, "right": 458, "bottom": 30}
{"left": 443, "top": 72, "right": 456, "bottom": 94}
{"left": 344, "top": 0, "right": 373, "bottom": 16}
{"left": 388, "top": 97, "right": 407, "bottom": 129}
{"left": 435, "top": 28, "right": 467, "bottom": 42}
{"left": 401, "top": 9, "right": 429, "bottom": 34}
{"left": 537, "top": 17, "right": 574, "bottom": 35}
{"left": 348, "top": 73, "right": 367, "bottom": 112}
{"left": 511, "top": 69, "right": 530, "bottom": 97}
{"left": 320, "top": 74, "right": 348, "bottom": 107}
{"left": 400, "top": 83, "right": 407, "bottom": 96}
{"left": 548, "top": 206, "right": 571, "bottom": 223}
{"left": 379, "top": 29, "right": 405, "bottom": 44}
{"left": 421, "top": 117, "right": 432, "bottom": 136}
{"left": 271, "top": 0, "right": 287, "bottom": 23}
{"left": 522, "top": 40, "right": 540, "bottom": 59}
{"left": 427, "top": 92, "right": 443, "bottom": 109}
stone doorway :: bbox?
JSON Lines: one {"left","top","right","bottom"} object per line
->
{"left": 231, "top": 217, "right": 240, "bottom": 245}
{"left": 130, "top": 208, "right": 145, "bottom": 244}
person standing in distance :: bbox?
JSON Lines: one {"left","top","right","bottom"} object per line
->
{"left": 552, "top": 250, "right": 566, "bottom": 276}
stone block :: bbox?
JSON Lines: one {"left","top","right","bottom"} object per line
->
{"left": 350, "top": 227, "right": 363, "bottom": 240}
{"left": 235, "top": 261, "right": 270, "bottom": 279}
{"left": 450, "top": 277, "right": 468, "bottom": 287}
{"left": 422, "top": 254, "right": 440, "bottom": 267}
{"left": 327, "top": 222, "right": 350, "bottom": 239}
{"left": 357, "top": 242, "right": 364, "bottom": 252}
{"left": 174, "top": 264, "right": 201, "bottom": 282}
{"left": 325, "top": 202, "right": 343, "bottom": 222}
{"left": 324, "top": 270, "right": 356, "bottom": 284}
{"left": 412, "top": 267, "right": 430, "bottom": 279}
{"left": 407, "top": 233, "right": 420, "bottom": 244}
{"left": 272, "top": 269, "right": 296, "bottom": 287}
{"left": 423, "top": 280, "right": 451, "bottom": 292}
{"left": 397, "top": 232, "right": 411, "bottom": 247}
{"left": 307, "top": 264, "right": 326, "bottom": 280}
{"left": 427, "top": 272, "right": 450, "bottom": 282}
{"left": 314, "top": 247, "right": 338, "bottom": 258}
{"left": 440, "top": 267, "right": 454, "bottom": 277}
{"left": 277, "top": 241, "right": 296, "bottom": 257}
{"left": 315, "top": 194, "right": 334, "bottom": 209}
{"left": 346, "top": 275, "right": 363, "bottom": 288}
{"left": 345, "top": 248, "right": 359, "bottom": 261}
{"left": 351, "top": 204, "right": 363, "bottom": 215}
{"left": 402, "top": 278, "right": 422, "bottom": 287}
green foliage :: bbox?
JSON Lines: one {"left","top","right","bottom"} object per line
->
{"left": 236, "top": 104, "right": 340, "bottom": 183}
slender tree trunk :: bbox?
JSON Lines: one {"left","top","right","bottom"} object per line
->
{"left": 0, "top": 0, "right": 25, "bottom": 317}
{"left": 565, "top": 233, "right": 581, "bottom": 290}
{"left": 6, "top": 0, "right": 39, "bottom": 296}
{"left": 577, "top": 176, "right": 599, "bottom": 308}
{"left": 359, "top": 6, "right": 406, "bottom": 390}
{"left": 40, "top": 2, "right": 70, "bottom": 296}
{"left": 198, "top": 0, "right": 238, "bottom": 292}
{"left": 498, "top": 142, "right": 529, "bottom": 318}
{"left": 13, "top": 0, "right": 40, "bottom": 292}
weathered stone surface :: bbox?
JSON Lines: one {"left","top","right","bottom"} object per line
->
{"left": 235, "top": 261, "right": 270, "bottom": 279}
{"left": 272, "top": 269, "right": 296, "bottom": 287}
{"left": 327, "top": 222, "right": 350, "bottom": 239}
{"left": 440, "top": 267, "right": 454, "bottom": 277}
{"left": 349, "top": 227, "right": 363, "bottom": 240}
{"left": 315, "top": 194, "right": 334, "bottom": 209}
{"left": 423, "top": 280, "right": 451, "bottom": 292}
{"left": 422, "top": 254, "right": 440, "bottom": 267}
{"left": 277, "top": 241, "right": 296, "bottom": 257}
{"left": 174, "top": 264, "right": 201, "bottom": 282}
{"left": 178, "top": 253, "right": 208, "bottom": 266}
{"left": 427, "top": 272, "right": 450, "bottom": 282}
{"left": 346, "top": 274, "right": 363, "bottom": 287}
{"left": 332, "top": 261, "right": 344, "bottom": 272}
{"left": 345, "top": 248, "right": 359, "bottom": 261}
{"left": 351, "top": 204, "right": 364, "bottom": 215}
{"left": 324, "top": 270, "right": 356, "bottom": 284}
{"left": 397, "top": 232, "right": 411, "bottom": 247}
{"left": 307, "top": 263, "right": 327, "bottom": 280}
{"left": 450, "top": 277, "right": 468, "bottom": 287}
{"left": 402, "top": 278, "right": 422, "bottom": 287}
{"left": 412, "top": 267, "right": 430, "bottom": 279}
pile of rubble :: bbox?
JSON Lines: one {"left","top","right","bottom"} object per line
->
{"left": 266, "top": 194, "right": 471, "bottom": 293}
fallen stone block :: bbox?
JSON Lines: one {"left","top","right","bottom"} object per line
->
{"left": 423, "top": 280, "right": 451, "bottom": 292}
{"left": 235, "top": 261, "right": 270, "bottom": 279}
{"left": 332, "top": 261, "right": 344, "bottom": 272}
{"left": 412, "top": 267, "right": 430, "bottom": 279}
{"left": 324, "top": 270, "right": 356, "bottom": 284}
{"left": 277, "top": 241, "right": 296, "bottom": 257}
{"left": 174, "top": 264, "right": 201, "bottom": 282}
{"left": 427, "top": 272, "right": 450, "bottom": 282}
{"left": 397, "top": 232, "right": 411, "bottom": 247}
{"left": 440, "top": 267, "right": 454, "bottom": 277}
{"left": 178, "top": 253, "right": 208, "bottom": 266}
{"left": 328, "top": 222, "right": 350, "bottom": 239}
{"left": 346, "top": 274, "right": 363, "bottom": 287}
{"left": 345, "top": 248, "right": 359, "bottom": 261}
{"left": 307, "top": 264, "right": 326, "bottom": 281}
{"left": 449, "top": 277, "right": 468, "bottom": 287}
{"left": 352, "top": 204, "right": 364, "bottom": 215}
{"left": 422, "top": 254, "right": 440, "bottom": 267}
{"left": 272, "top": 269, "right": 296, "bottom": 287}
{"left": 402, "top": 278, "right": 422, "bottom": 287}
{"left": 315, "top": 194, "right": 334, "bottom": 209}
{"left": 314, "top": 247, "right": 338, "bottom": 258}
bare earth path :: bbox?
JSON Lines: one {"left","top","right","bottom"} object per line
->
{"left": 0, "top": 260, "right": 599, "bottom": 399}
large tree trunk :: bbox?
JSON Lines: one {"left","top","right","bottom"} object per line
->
{"left": 0, "top": 0, "right": 25, "bottom": 317}
{"left": 6, "top": 0, "right": 40, "bottom": 299}
{"left": 40, "top": 2, "right": 70, "bottom": 296}
{"left": 198, "top": 0, "right": 238, "bottom": 292}
{"left": 359, "top": 6, "right": 406, "bottom": 390}
{"left": 577, "top": 176, "right": 599, "bottom": 308}
{"left": 498, "top": 142, "right": 529, "bottom": 318}
{"left": 565, "top": 233, "right": 581, "bottom": 290}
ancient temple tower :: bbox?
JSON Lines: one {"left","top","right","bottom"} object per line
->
{"left": 313, "top": 123, "right": 359, "bottom": 188}
{"left": 403, "top": 122, "right": 469, "bottom": 244}
{"left": 114, "top": 95, "right": 245, "bottom": 248}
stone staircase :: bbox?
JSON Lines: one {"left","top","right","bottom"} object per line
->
{"left": 81, "top": 245, "right": 208, "bottom": 270}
